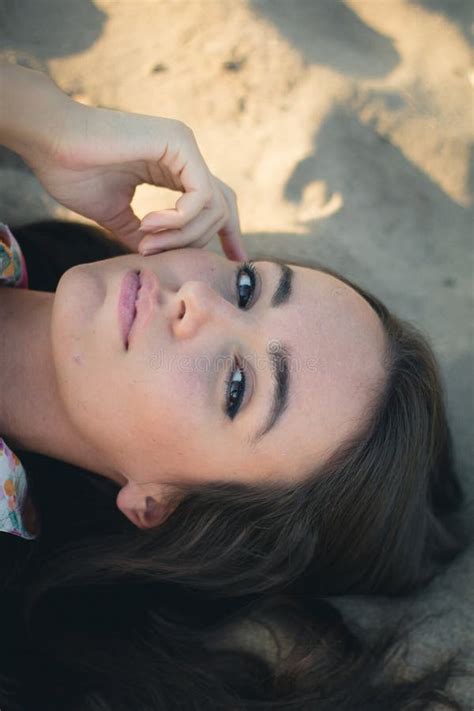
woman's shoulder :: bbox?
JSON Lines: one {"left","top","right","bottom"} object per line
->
{"left": 0, "top": 222, "right": 29, "bottom": 288}
{"left": 0, "top": 438, "right": 37, "bottom": 540}
{"left": 0, "top": 224, "right": 35, "bottom": 539}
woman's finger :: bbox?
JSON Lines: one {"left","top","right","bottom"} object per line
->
{"left": 138, "top": 212, "right": 226, "bottom": 255}
{"left": 139, "top": 193, "right": 226, "bottom": 242}
{"left": 139, "top": 184, "right": 213, "bottom": 232}
{"left": 218, "top": 224, "right": 248, "bottom": 263}
{"left": 139, "top": 186, "right": 228, "bottom": 251}
{"left": 212, "top": 177, "right": 247, "bottom": 262}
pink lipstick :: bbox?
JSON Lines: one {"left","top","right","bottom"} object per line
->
{"left": 118, "top": 270, "right": 140, "bottom": 349}
{"left": 127, "top": 268, "right": 159, "bottom": 347}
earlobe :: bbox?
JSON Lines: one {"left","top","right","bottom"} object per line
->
{"left": 116, "top": 484, "right": 143, "bottom": 528}
{"left": 143, "top": 495, "right": 179, "bottom": 528}
{"left": 116, "top": 482, "right": 179, "bottom": 529}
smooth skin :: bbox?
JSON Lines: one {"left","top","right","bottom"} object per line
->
{"left": 0, "top": 248, "right": 387, "bottom": 529}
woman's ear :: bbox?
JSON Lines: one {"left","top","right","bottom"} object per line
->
{"left": 116, "top": 481, "right": 179, "bottom": 529}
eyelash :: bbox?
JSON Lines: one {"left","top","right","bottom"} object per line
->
{"left": 224, "top": 360, "right": 246, "bottom": 421}
{"left": 235, "top": 261, "right": 257, "bottom": 310}
{"left": 224, "top": 262, "right": 258, "bottom": 420}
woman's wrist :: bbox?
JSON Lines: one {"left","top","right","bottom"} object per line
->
{"left": 0, "top": 62, "right": 71, "bottom": 162}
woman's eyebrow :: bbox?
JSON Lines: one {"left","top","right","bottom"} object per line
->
{"left": 248, "top": 263, "right": 294, "bottom": 447}
{"left": 271, "top": 263, "right": 293, "bottom": 307}
{"left": 251, "top": 341, "right": 291, "bottom": 446}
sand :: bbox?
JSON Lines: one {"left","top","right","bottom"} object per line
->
{"left": 1, "top": 0, "right": 473, "bottom": 705}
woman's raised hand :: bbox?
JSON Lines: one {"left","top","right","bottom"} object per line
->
{"left": 0, "top": 64, "right": 247, "bottom": 261}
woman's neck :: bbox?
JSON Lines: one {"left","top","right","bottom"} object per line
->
{"left": 0, "top": 287, "right": 123, "bottom": 484}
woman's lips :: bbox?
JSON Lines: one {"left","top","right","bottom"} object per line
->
{"left": 118, "top": 270, "right": 140, "bottom": 349}
{"left": 127, "top": 268, "right": 159, "bottom": 347}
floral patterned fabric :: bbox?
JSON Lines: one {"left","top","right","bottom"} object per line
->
{"left": 0, "top": 222, "right": 37, "bottom": 539}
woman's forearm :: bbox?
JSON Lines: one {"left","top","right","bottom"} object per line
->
{"left": 0, "top": 62, "right": 69, "bottom": 161}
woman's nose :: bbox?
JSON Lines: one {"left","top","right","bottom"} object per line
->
{"left": 171, "top": 280, "right": 236, "bottom": 340}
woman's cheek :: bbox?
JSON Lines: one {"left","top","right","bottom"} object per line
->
{"left": 166, "top": 360, "right": 210, "bottom": 421}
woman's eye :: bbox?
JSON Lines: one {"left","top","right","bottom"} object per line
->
{"left": 235, "top": 261, "right": 257, "bottom": 309}
{"left": 225, "top": 361, "right": 246, "bottom": 420}
{"left": 225, "top": 262, "right": 257, "bottom": 420}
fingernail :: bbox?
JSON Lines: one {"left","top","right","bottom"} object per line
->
{"left": 140, "top": 245, "right": 163, "bottom": 256}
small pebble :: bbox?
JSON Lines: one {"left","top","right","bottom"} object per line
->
{"left": 223, "top": 58, "right": 246, "bottom": 72}
{"left": 443, "top": 277, "right": 456, "bottom": 288}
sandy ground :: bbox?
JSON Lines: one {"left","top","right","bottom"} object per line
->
{"left": 1, "top": 0, "right": 473, "bottom": 705}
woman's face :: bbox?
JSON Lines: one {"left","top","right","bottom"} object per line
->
{"left": 51, "top": 248, "right": 386, "bottom": 522}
